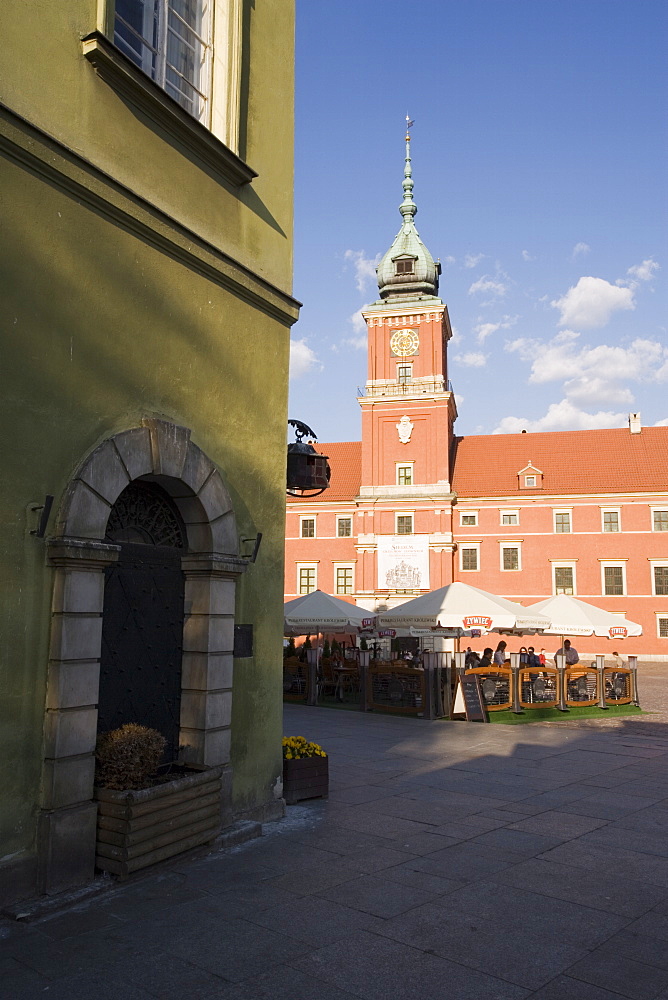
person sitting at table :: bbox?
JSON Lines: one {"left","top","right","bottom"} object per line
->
{"left": 554, "top": 639, "right": 579, "bottom": 665}
{"left": 519, "top": 646, "right": 530, "bottom": 665}
{"left": 465, "top": 648, "right": 481, "bottom": 668}
{"left": 493, "top": 640, "right": 507, "bottom": 665}
{"left": 478, "top": 647, "right": 493, "bottom": 669}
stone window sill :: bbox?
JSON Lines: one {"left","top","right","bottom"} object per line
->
{"left": 82, "top": 31, "right": 256, "bottom": 189}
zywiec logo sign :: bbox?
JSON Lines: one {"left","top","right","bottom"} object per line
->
{"left": 463, "top": 616, "right": 493, "bottom": 630}
{"left": 609, "top": 626, "right": 628, "bottom": 638}
{"left": 378, "top": 629, "right": 396, "bottom": 638}
{"left": 361, "top": 618, "right": 375, "bottom": 629}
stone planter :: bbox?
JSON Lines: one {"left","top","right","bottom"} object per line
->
{"left": 283, "top": 756, "right": 328, "bottom": 805}
{"left": 94, "top": 764, "right": 223, "bottom": 878}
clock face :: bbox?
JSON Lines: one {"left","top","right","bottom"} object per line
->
{"left": 390, "top": 328, "right": 419, "bottom": 357}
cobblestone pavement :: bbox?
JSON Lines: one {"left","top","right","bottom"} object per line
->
{"left": 1, "top": 664, "right": 667, "bottom": 999}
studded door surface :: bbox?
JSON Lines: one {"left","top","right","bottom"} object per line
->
{"left": 98, "top": 481, "right": 186, "bottom": 760}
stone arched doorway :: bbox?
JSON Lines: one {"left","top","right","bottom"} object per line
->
{"left": 40, "top": 419, "right": 247, "bottom": 894}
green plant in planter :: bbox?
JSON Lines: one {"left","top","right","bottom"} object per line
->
{"left": 331, "top": 639, "right": 340, "bottom": 654}
{"left": 95, "top": 723, "right": 167, "bottom": 790}
{"left": 284, "top": 636, "right": 296, "bottom": 658}
{"left": 360, "top": 637, "right": 368, "bottom": 650}
{"left": 322, "top": 639, "right": 331, "bottom": 659}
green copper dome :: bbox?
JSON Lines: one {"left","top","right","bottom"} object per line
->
{"left": 376, "top": 128, "right": 441, "bottom": 301}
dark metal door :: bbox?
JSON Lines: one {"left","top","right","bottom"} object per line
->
{"left": 98, "top": 481, "right": 187, "bottom": 760}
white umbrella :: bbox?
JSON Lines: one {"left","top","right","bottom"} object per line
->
{"left": 524, "top": 594, "right": 642, "bottom": 639}
{"left": 284, "top": 590, "right": 373, "bottom": 635}
{"left": 376, "top": 582, "right": 550, "bottom": 633}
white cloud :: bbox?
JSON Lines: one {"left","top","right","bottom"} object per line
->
{"left": 656, "top": 417, "right": 668, "bottom": 426}
{"left": 349, "top": 309, "right": 366, "bottom": 335}
{"left": 475, "top": 315, "right": 517, "bottom": 343}
{"left": 464, "top": 253, "right": 485, "bottom": 269}
{"left": 449, "top": 324, "right": 462, "bottom": 345}
{"left": 455, "top": 351, "right": 487, "bottom": 368}
{"left": 468, "top": 275, "right": 508, "bottom": 298}
{"left": 507, "top": 332, "right": 668, "bottom": 388}
{"left": 493, "top": 399, "right": 627, "bottom": 434}
{"left": 627, "top": 258, "right": 660, "bottom": 283}
{"left": 343, "top": 250, "right": 380, "bottom": 293}
{"left": 571, "top": 242, "right": 591, "bottom": 260}
{"left": 442, "top": 255, "right": 456, "bottom": 266}
{"left": 551, "top": 276, "right": 635, "bottom": 328}
{"left": 521, "top": 250, "right": 534, "bottom": 262}
{"left": 289, "top": 338, "right": 322, "bottom": 380}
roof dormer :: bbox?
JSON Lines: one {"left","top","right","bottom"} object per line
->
{"left": 518, "top": 461, "right": 543, "bottom": 490}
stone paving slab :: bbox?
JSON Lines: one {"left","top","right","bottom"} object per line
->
{"left": 1, "top": 698, "right": 667, "bottom": 999}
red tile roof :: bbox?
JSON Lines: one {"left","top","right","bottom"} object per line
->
{"left": 286, "top": 441, "right": 362, "bottom": 503}
{"left": 451, "top": 427, "right": 668, "bottom": 497}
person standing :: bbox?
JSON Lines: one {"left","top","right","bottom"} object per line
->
{"left": 493, "top": 640, "right": 507, "bottom": 665}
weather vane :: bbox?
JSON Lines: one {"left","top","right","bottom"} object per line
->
{"left": 405, "top": 114, "right": 414, "bottom": 139}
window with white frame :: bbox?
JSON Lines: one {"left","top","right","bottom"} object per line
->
{"left": 460, "top": 544, "right": 480, "bottom": 572}
{"left": 300, "top": 517, "right": 316, "bottom": 538}
{"left": 652, "top": 509, "right": 668, "bottom": 531}
{"left": 397, "top": 364, "right": 412, "bottom": 385}
{"left": 602, "top": 563, "right": 626, "bottom": 596}
{"left": 652, "top": 563, "right": 668, "bottom": 596}
{"left": 657, "top": 615, "right": 668, "bottom": 639}
{"left": 396, "top": 513, "right": 413, "bottom": 535}
{"left": 114, "top": 0, "right": 213, "bottom": 122}
{"left": 602, "top": 509, "right": 620, "bottom": 532}
{"left": 553, "top": 563, "right": 576, "bottom": 595}
{"left": 501, "top": 545, "right": 521, "bottom": 571}
{"left": 335, "top": 565, "right": 354, "bottom": 595}
{"left": 396, "top": 464, "right": 414, "bottom": 486}
{"left": 501, "top": 510, "right": 519, "bottom": 526}
{"left": 554, "top": 510, "right": 572, "bottom": 533}
{"left": 337, "top": 516, "right": 352, "bottom": 538}
{"left": 297, "top": 565, "right": 317, "bottom": 594}
{"left": 524, "top": 475, "right": 536, "bottom": 487}
{"left": 460, "top": 511, "right": 478, "bottom": 527}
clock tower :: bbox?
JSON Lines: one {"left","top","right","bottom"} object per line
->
{"left": 355, "top": 125, "right": 458, "bottom": 597}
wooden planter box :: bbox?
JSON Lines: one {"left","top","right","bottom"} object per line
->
{"left": 283, "top": 756, "right": 328, "bottom": 805}
{"left": 94, "top": 765, "right": 223, "bottom": 878}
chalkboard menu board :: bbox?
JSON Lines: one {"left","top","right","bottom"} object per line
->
{"left": 460, "top": 673, "right": 489, "bottom": 723}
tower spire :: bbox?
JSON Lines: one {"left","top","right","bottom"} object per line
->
{"left": 400, "top": 115, "right": 416, "bottom": 225}
{"left": 374, "top": 117, "right": 440, "bottom": 301}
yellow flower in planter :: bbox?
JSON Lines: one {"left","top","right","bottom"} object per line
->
{"left": 282, "top": 736, "right": 327, "bottom": 759}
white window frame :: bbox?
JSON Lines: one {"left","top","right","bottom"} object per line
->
{"left": 553, "top": 509, "right": 572, "bottom": 534}
{"left": 336, "top": 515, "right": 353, "bottom": 538}
{"left": 651, "top": 561, "right": 668, "bottom": 597}
{"left": 109, "top": 0, "right": 244, "bottom": 151}
{"left": 300, "top": 516, "right": 316, "bottom": 539}
{"left": 601, "top": 508, "right": 621, "bottom": 533}
{"left": 297, "top": 563, "right": 317, "bottom": 595}
{"left": 460, "top": 542, "right": 480, "bottom": 573}
{"left": 334, "top": 563, "right": 355, "bottom": 596}
{"left": 524, "top": 475, "right": 536, "bottom": 488}
{"left": 552, "top": 562, "right": 577, "bottom": 595}
{"left": 656, "top": 613, "right": 668, "bottom": 639}
{"left": 395, "top": 512, "right": 414, "bottom": 535}
{"left": 600, "top": 561, "right": 627, "bottom": 596}
{"left": 500, "top": 509, "right": 519, "bottom": 527}
{"left": 651, "top": 508, "right": 668, "bottom": 532}
{"left": 459, "top": 510, "right": 478, "bottom": 527}
{"left": 396, "top": 462, "right": 414, "bottom": 486}
{"left": 500, "top": 542, "right": 522, "bottom": 572}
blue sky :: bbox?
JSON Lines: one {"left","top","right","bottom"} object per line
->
{"left": 288, "top": 0, "right": 667, "bottom": 444}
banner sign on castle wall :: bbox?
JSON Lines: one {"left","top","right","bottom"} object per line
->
{"left": 377, "top": 535, "right": 430, "bottom": 591}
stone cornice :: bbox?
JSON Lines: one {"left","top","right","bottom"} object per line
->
{"left": 0, "top": 104, "right": 301, "bottom": 327}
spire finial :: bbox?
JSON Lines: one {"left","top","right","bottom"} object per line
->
{"left": 401, "top": 116, "right": 416, "bottom": 224}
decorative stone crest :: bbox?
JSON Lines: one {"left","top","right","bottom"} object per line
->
{"left": 396, "top": 415, "right": 413, "bottom": 444}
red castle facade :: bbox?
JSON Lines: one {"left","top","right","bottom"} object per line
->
{"left": 286, "top": 136, "right": 668, "bottom": 658}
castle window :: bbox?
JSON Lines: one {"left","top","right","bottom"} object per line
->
{"left": 395, "top": 259, "right": 414, "bottom": 275}
{"left": 396, "top": 514, "right": 413, "bottom": 535}
{"left": 397, "top": 465, "right": 413, "bottom": 486}
{"left": 553, "top": 564, "right": 575, "bottom": 595}
{"left": 554, "top": 510, "right": 572, "bottom": 533}
{"left": 501, "top": 510, "right": 519, "bottom": 526}
{"left": 602, "top": 564, "right": 625, "bottom": 596}
{"left": 501, "top": 546, "right": 520, "bottom": 571}
{"left": 460, "top": 511, "right": 478, "bottom": 527}
{"left": 298, "top": 565, "right": 317, "bottom": 594}
{"left": 652, "top": 509, "right": 668, "bottom": 531}
{"left": 337, "top": 516, "right": 352, "bottom": 537}
{"left": 397, "top": 364, "right": 412, "bottom": 384}
{"left": 300, "top": 517, "right": 315, "bottom": 538}
{"left": 335, "top": 566, "right": 354, "bottom": 595}
{"left": 652, "top": 565, "right": 668, "bottom": 596}
{"left": 602, "top": 509, "right": 620, "bottom": 532}
{"left": 460, "top": 545, "right": 480, "bottom": 571}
